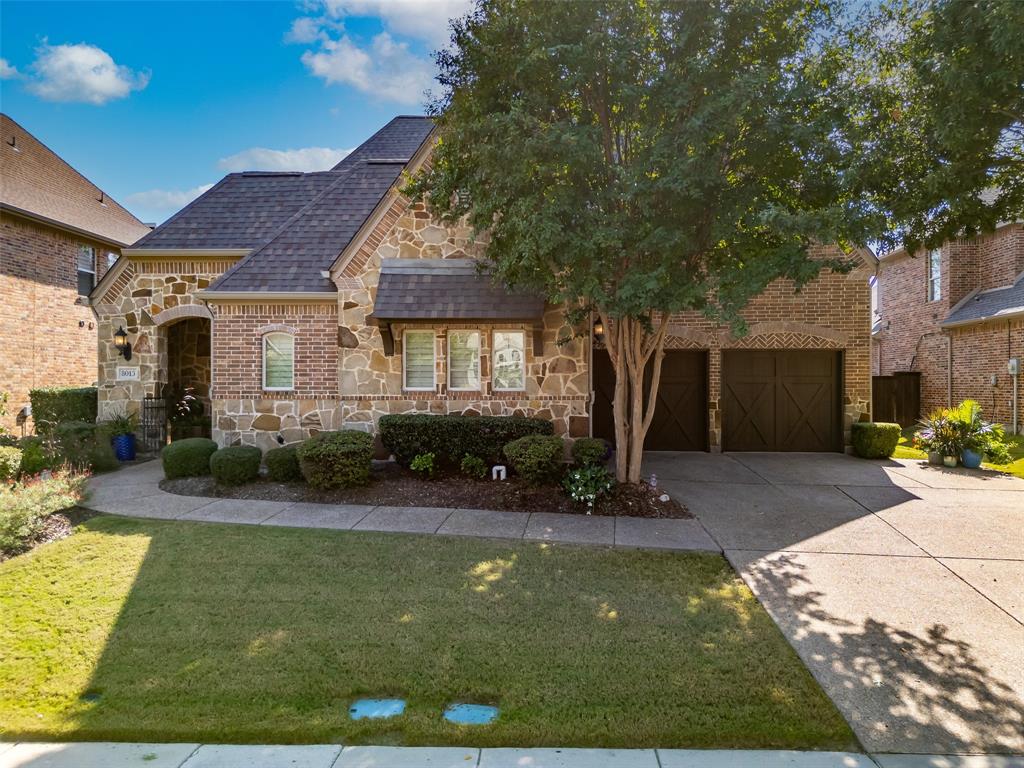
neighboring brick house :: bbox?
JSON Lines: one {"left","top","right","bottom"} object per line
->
{"left": 90, "top": 116, "right": 874, "bottom": 453}
{"left": 873, "top": 222, "right": 1024, "bottom": 431}
{"left": 0, "top": 114, "right": 151, "bottom": 434}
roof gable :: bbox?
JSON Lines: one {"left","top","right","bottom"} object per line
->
{"left": 0, "top": 113, "right": 151, "bottom": 246}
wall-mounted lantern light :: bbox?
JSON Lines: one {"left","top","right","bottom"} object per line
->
{"left": 593, "top": 317, "right": 605, "bottom": 345}
{"left": 113, "top": 326, "right": 132, "bottom": 361}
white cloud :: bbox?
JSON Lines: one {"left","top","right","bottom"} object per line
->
{"left": 217, "top": 146, "right": 352, "bottom": 172}
{"left": 0, "top": 58, "right": 19, "bottom": 79}
{"left": 319, "top": 0, "right": 471, "bottom": 46}
{"left": 26, "top": 43, "right": 149, "bottom": 105}
{"left": 301, "top": 31, "right": 433, "bottom": 105}
{"left": 285, "top": 17, "right": 326, "bottom": 44}
{"left": 124, "top": 184, "right": 214, "bottom": 219}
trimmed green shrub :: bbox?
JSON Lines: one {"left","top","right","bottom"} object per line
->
{"left": 265, "top": 445, "right": 302, "bottom": 482}
{"left": 29, "top": 387, "right": 97, "bottom": 432}
{"left": 571, "top": 437, "right": 608, "bottom": 467}
{"left": 503, "top": 434, "right": 565, "bottom": 485}
{"left": 460, "top": 453, "right": 488, "bottom": 479}
{"left": 380, "top": 414, "right": 553, "bottom": 466}
{"left": 851, "top": 422, "right": 901, "bottom": 459}
{"left": 1, "top": 469, "right": 88, "bottom": 556}
{"left": 297, "top": 430, "right": 374, "bottom": 490}
{"left": 410, "top": 452, "right": 438, "bottom": 479}
{"left": 0, "top": 446, "right": 22, "bottom": 481}
{"left": 18, "top": 437, "right": 60, "bottom": 477}
{"left": 162, "top": 437, "right": 218, "bottom": 479}
{"left": 210, "top": 446, "right": 262, "bottom": 485}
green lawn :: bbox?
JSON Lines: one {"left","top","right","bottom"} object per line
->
{"left": 0, "top": 516, "right": 855, "bottom": 749}
{"left": 895, "top": 427, "right": 1024, "bottom": 478}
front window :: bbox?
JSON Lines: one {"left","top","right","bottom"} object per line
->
{"left": 403, "top": 330, "right": 435, "bottom": 390}
{"left": 448, "top": 331, "right": 481, "bottom": 391}
{"left": 76, "top": 245, "right": 95, "bottom": 296}
{"left": 927, "top": 248, "right": 942, "bottom": 302}
{"left": 493, "top": 331, "right": 526, "bottom": 391}
{"left": 263, "top": 332, "right": 294, "bottom": 390}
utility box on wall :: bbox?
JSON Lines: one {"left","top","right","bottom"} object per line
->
{"left": 1009, "top": 358, "right": 1020, "bottom": 376}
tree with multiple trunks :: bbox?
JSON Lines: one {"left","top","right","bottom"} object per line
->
{"left": 409, "top": 0, "right": 1022, "bottom": 483}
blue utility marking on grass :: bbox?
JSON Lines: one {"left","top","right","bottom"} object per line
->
{"left": 349, "top": 698, "right": 406, "bottom": 720}
{"left": 443, "top": 703, "right": 499, "bottom": 725}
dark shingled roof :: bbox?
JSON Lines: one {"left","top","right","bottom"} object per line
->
{"left": 131, "top": 116, "right": 436, "bottom": 293}
{"left": 943, "top": 275, "right": 1024, "bottom": 326}
{"left": 372, "top": 259, "right": 546, "bottom": 320}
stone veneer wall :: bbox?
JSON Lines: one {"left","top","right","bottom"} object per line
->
{"left": 335, "top": 199, "right": 590, "bottom": 437}
{"left": 92, "top": 258, "right": 234, "bottom": 421}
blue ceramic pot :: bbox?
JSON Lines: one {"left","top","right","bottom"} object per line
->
{"left": 112, "top": 433, "right": 136, "bottom": 462}
{"left": 961, "top": 448, "right": 982, "bottom": 469}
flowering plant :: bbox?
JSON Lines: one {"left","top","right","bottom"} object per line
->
{"left": 563, "top": 465, "right": 615, "bottom": 513}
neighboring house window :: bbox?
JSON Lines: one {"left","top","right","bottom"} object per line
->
{"left": 448, "top": 331, "right": 481, "bottom": 391}
{"left": 493, "top": 330, "right": 526, "bottom": 391}
{"left": 927, "top": 248, "right": 942, "bottom": 301}
{"left": 76, "top": 245, "right": 96, "bottom": 296}
{"left": 107, "top": 252, "right": 118, "bottom": 269}
{"left": 263, "top": 332, "right": 294, "bottom": 390}
{"left": 403, "top": 330, "right": 435, "bottom": 390}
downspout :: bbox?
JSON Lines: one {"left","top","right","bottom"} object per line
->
{"left": 588, "top": 312, "right": 595, "bottom": 438}
{"left": 946, "top": 333, "right": 953, "bottom": 408}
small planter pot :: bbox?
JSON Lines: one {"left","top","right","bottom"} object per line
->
{"left": 927, "top": 451, "right": 943, "bottom": 465}
{"left": 942, "top": 455, "right": 958, "bottom": 468}
{"left": 961, "top": 448, "right": 983, "bottom": 469}
{"left": 112, "top": 433, "right": 137, "bottom": 462}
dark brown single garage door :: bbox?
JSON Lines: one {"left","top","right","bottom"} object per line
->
{"left": 722, "top": 350, "right": 842, "bottom": 452}
{"left": 592, "top": 349, "right": 708, "bottom": 451}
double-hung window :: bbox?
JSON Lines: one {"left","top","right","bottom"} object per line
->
{"left": 263, "top": 332, "right": 294, "bottom": 390}
{"left": 76, "top": 245, "right": 96, "bottom": 296}
{"left": 448, "top": 331, "right": 481, "bottom": 391}
{"left": 403, "top": 330, "right": 436, "bottom": 390}
{"left": 492, "top": 330, "right": 526, "bottom": 391}
{"left": 927, "top": 248, "right": 942, "bottom": 302}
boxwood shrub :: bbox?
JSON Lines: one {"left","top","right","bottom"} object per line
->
{"left": 571, "top": 437, "right": 608, "bottom": 467}
{"left": 0, "top": 446, "right": 22, "bottom": 481}
{"left": 162, "top": 437, "right": 218, "bottom": 479}
{"left": 379, "top": 414, "right": 553, "bottom": 466}
{"left": 503, "top": 434, "right": 565, "bottom": 485}
{"left": 29, "top": 387, "right": 97, "bottom": 432}
{"left": 851, "top": 422, "right": 901, "bottom": 459}
{"left": 265, "top": 445, "right": 302, "bottom": 482}
{"left": 210, "top": 445, "right": 262, "bottom": 485}
{"left": 296, "top": 430, "right": 374, "bottom": 489}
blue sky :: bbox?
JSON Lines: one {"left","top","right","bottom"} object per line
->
{"left": 1, "top": 1, "right": 469, "bottom": 223}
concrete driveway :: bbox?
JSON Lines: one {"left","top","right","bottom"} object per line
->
{"left": 644, "top": 451, "right": 1024, "bottom": 756}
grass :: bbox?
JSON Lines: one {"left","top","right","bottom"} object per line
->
{"left": 0, "top": 516, "right": 855, "bottom": 749}
{"left": 895, "top": 427, "right": 1024, "bottom": 478}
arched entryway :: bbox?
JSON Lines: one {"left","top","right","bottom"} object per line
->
{"left": 156, "top": 306, "right": 212, "bottom": 442}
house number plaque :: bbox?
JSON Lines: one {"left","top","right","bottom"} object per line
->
{"left": 116, "top": 367, "right": 140, "bottom": 381}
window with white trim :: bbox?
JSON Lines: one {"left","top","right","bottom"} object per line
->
{"left": 76, "top": 245, "right": 96, "bottom": 296}
{"left": 403, "top": 330, "right": 435, "bottom": 390}
{"left": 927, "top": 248, "right": 942, "bottom": 302}
{"left": 492, "top": 330, "right": 526, "bottom": 391}
{"left": 263, "top": 332, "right": 294, "bottom": 390}
{"left": 448, "top": 331, "right": 481, "bottom": 391}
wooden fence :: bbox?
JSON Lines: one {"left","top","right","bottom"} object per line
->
{"left": 872, "top": 372, "right": 921, "bottom": 428}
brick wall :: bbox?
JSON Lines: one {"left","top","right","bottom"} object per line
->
{"left": 0, "top": 212, "right": 117, "bottom": 433}
{"left": 876, "top": 224, "right": 1023, "bottom": 425}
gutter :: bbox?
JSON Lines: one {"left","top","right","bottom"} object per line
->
{"left": 939, "top": 307, "right": 1024, "bottom": 329}
{"left": 195, "top": 290, "right": 338, "bottom": 301}
{"left": 121, "top": 248, "right": 251, "bottom": 258}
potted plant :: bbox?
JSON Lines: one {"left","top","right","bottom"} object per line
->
{"left": 105, "top": 410, "right": 138, "bottom": 462}
{"left": 950, "top": 399, "right": 1012, "bottom": 469}
{"left": 930, "top": 415, "right": 962, "bottom": 468}
{"left": 913, "top": 412, "right": 945, "bottom": 465}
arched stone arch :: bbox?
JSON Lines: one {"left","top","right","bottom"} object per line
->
{"left": 153, "top": 303, "right": 213, "bottom": 326}
{"left": 257, "top": 323, "right": 299, "bottom": 336}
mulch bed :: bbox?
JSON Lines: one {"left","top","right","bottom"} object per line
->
{"left": 0, "top": 506, "right": 98, "bottom": 563}
{"left": 161, "top": 461, "right": 690, "bottom": 518}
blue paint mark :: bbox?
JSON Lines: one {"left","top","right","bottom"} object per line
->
{"left": 443, "top": 703, "right": 499, "bottom": 725}
{"left": 349, "top": 698, "right": 406, "bottom": 720}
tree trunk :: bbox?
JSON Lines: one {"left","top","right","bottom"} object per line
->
{"left": 599, "top": 312, "right": 670, "bottom": 484}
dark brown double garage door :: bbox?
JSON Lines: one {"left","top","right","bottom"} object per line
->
{"left": 593, "top": 349, "right": 842, "bottom": 452}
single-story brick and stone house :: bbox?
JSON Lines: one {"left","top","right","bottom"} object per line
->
{"left": 89, "top": 116, "right": 875, "bottom": 453}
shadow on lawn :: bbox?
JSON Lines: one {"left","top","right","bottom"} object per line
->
{"left": 738, "top": 553, "right": 1024, "bottom": 754}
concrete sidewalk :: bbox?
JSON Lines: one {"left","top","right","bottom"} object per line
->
{"left": 82, "top": 461, "right": 720, "bottom": 553}
{"left": 6, "top": 742, "right": 1021, "bottom": 768}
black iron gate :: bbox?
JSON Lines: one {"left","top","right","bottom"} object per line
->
{"left": 139, "top": 395, "right": 167, "bottom": 453}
